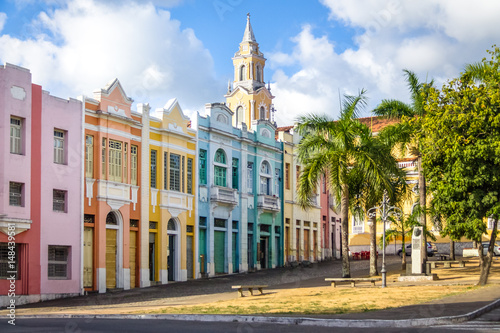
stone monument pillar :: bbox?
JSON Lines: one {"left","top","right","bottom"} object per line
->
{"left": 412, "top": 227, "right": 423, "bottom": 274}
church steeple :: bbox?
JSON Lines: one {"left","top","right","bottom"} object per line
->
{"left": 225, "top": 14, "right": 274, "bottom": 131}
{"left": 242, "top": 13, "right": 256, "bottom": 43}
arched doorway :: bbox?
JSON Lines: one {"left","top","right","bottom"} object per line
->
{"left": 167, "top": 218, "right": 180, "bottom": 281}
{"left": 105, "top": 211, "right": 122, "bottom": 289}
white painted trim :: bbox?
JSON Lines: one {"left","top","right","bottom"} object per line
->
{"left": 149, "top": 139, "right": 196, "bottom": 154}
{"left": 85, "top": 124, "right": 142, "bottom": 142}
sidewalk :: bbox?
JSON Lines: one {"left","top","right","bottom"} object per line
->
{"left": 4, "top": 255, "right": 500, "bottom": 325}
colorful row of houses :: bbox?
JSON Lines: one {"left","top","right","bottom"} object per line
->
{"left": 1, "top": 16, "right": 428, "bottom": 306}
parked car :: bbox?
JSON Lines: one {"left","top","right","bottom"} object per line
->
{"left": 397, "top": 242, "right": 437, "bottom": 257}
{"left": 482, "top": 243, "right": 500, "bottom": 256}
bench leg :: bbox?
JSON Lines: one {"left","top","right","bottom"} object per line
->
{"left": 238, "top": 288, "right": 244, "bottom": 297}
{"left": 249, "top": 288, "right": 254, "bottom": 296}
{"left": 444, "top": 262, "right": 451, "bottom": 268}
{"left": 258, "top": 288, "right": 264, "bottom": 294}
{"left": 351, "top": 281, "right": 356, "bottom": 287}
{"left": 331, "top": 282, "right": 336, "bottom": 287}
{"left": 371, "top": 281, "right": 376, "bottom": 286}
{"left": 460, "top": 262, "right": 465, "bottom": 267}
{"left": 430, "top": 263, "right": 436, "bottom": 269}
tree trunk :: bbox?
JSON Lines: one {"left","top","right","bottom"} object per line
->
{"left": 341, "top": 184, "right": 350, "bottom": 278}
{"left": 369, "top": 211, "right": 378, "bottom": 276}
{"left": 450, "top": 239, "right": 455, "bottom": 261}
{"left": 418, "top": 155, "right": 427, "bottom": 263}
{"left": 478, "top": 219, "right": 498, "bottom": 286}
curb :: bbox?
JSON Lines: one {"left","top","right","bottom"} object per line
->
{"left": 17, "top": 297, "right": 500, "bottom": 328}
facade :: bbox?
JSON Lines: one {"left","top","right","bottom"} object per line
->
{"left": 0, "top": 63, "right": 83, "bottom": 306}
{"left": 82, "top": 79, "right": 142, "bottom": 292}
{"left": 197, "top": 103, "right": 283, "bottom": 276}
{"left": 146, "top": 99, "right": 197, "bottom": 284}
{"left": 277, "top": 127, "right": 322, "bottom": 264}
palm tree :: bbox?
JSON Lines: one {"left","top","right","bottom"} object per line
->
{"left": 295, "top": 90, "right": 401, "bottom": 278}
{"left": 373, "top": 69, "right": 434, "bottom": 261}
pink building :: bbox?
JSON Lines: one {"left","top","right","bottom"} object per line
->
{"left": 0, "top": 63, "right": 83, "bottom": 306}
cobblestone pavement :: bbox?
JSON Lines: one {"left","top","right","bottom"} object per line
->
{"left": 7, "top": 255, "right": 500, "bottom": 321}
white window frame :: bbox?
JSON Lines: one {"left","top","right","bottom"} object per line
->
{"left": 260, "top": 161, "right": 271, "bottom": 195}
{"left": 352, "top": 215, "right": 364, "bottom": 234}
{"left": 131, "top": 145, "right": 138, "bottom": 185}
{"left": 54, "top": 129, "right": 65, "bottom": 164}
{"left": 247, "top": 162, "right": 254, "bottom": 194}
{"left": 274, "top": 168, "right": 280, "bottom": 196}
{"left": 85, "top": 135, "right": 93, "bottom": 178}
{"left": 108, "top": 140, "right": 123, "bottom": 183}
{"left": 10, "top": 117, "right": 22, "bottom": 154}
{"left": 170, "top": 153, "right": 181, "bottom": 191}
{"left": 48, "top": 246, "right": 69, "bottom": 280}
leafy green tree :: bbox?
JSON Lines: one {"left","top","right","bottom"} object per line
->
{"left": 420, "top": 46, "right": 500, "bottom": 285}
{"left": 295, "top": 90, "right": 401, "bottom": 278}
{"left": 373, "top": 69, "right": 434, "bottom": 261}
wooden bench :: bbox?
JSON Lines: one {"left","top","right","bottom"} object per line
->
{"left": 232, "top": 285, "right": 268, "bottom": 297}
{"left": 325, "top": 278, "right": 381, "bottom": 287}
{"left": 435, "top": 253, "right": 449, "bottom": 261}
{"left": 429, "top": 260, "right": 469, "bottom": 269}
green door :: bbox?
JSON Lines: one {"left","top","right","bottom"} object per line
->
{"left": 214, "top": 231, "right": 225, "bottom": 274}
{"left": 199, "top": 228, "right": 207, "bottom": 275}
{"left": 232, "top": 232, "right": 238, "bottom": 273}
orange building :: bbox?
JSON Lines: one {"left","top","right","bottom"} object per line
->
{"left": 82, "top": 79, "right": 142, "bottom": 292}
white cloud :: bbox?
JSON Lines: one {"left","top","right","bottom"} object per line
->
{"left": 271, "top": 0, "right": 500, "bottom": 126}
{"left": 0, "top": 0, "right": 221, "bottom": 118}
{"left": 0, "top": 13, "right": 6, "bottom": 33}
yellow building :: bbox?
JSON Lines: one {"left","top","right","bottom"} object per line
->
{"left": 277, "top": 127, "right": 322, "bottom": 264}
{"left": 346, "top": 116, "right": 483, "bottom": 254}
{"left": 139, "top": 99, "right": 197, "bottom": 286}
{"left": 225, "top": 14, "right": 274, "bottom": 130}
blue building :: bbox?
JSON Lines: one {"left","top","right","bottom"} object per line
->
{"left": 196, "top": 103, "right": 283, "bottom": 276}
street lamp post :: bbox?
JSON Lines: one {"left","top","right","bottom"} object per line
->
{"left": 367, "top": 191, "right": 402, "bottom": 288}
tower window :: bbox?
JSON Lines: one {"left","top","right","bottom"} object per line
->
{"left": 236, "top": 106, "right": 244, "bottom": 124}
{"left": 239, "top": 65, "right": 246, "bottom": 81}
{"left": 256, "top": 64, "right": 262, "bottom": 82}
{"left": 259, "top": 107, "right": 266, "bottom": 120}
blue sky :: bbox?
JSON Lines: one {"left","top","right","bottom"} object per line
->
{"left": 1, "top": 0, "right": 499, "bottom": 126}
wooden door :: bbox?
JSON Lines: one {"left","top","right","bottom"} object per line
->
{"left": 187, "top": 235, "right": 193, "bottom": 279}
{"left": 106, "top": 229, "right": 117, "bottom": 289}
{"left": 313, "top": 230, "right": 317, "bottom": 261}
{"left": 296, "top": 228, "right": 300, "bottom": 261}
{"left": 214, "top": 231, "right": 225, "bottom": 274}
{"left": 83, "top": 227, "right": 94, "bottom": 289}
{"left": 168, "top": 235, "right": 175, "bottom": 281}
{"left": 232, "top": 232, "right": 238, "bottom": 273}
{"left": 285, "top": 226, "right": 289, "bottom": 263}
{"left": 304, "top": 229, "right": 310, "bottom": 261}
{"left": 129, "top": 230, "right": 137, "bottom": 288}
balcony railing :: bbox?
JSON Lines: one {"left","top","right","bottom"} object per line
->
{"left": 352, "top": 225, "right": 364, "bottom": 234}
{"left": 210, "top": 186, "right": 238, "bottom": 205}
{"left": 398, "top": 160, "right": 416, "bottom": 169}
{"left": 257, "top": 194, "right": 280, "bottom": 212}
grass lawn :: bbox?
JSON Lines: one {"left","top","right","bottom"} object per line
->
{"left": 139, "top": 284, "right": 478, "bottom": 315}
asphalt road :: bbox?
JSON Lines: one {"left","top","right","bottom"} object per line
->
{"left": 0, "top": 318, "right": 492, "bottom": 333}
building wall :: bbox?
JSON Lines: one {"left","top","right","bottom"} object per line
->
{"left": 147, "top": 100, "right": 196, "bottom": 284}
{"left": 0, "top": 64, "right": 40, "bottom": 304}
{"left": 82, "top": 80, "right": 141, "bottom": 293}
{"left": 38, "top": 87, "right": 83, "bottom": 297}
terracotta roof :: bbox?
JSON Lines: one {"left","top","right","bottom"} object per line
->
{"left": 357, "top": 116, "right": 399, "bottom": 133}
{"left": 276, "top": 125, "right": 294, "bottom": 132}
